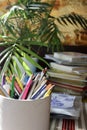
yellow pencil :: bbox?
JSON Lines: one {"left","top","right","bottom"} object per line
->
{"left": 6, "top": 76, "right": 11, "bottom": 84}
{"left": 15, "top": 76, "right": 24, "bottom": 90}
{"left": 43, "top": 84, "right": 55, "bottom": 98}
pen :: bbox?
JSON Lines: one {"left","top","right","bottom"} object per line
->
{"left": 20, "top": 75, "right": 33, "bottom": 99}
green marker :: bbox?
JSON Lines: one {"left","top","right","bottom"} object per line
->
{"left": 10, "top": 75, "right": 15, "bottom": 98}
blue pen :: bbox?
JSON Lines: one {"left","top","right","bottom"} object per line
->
{"left": 31, "top": 84, "right": 46, "bottom": 99}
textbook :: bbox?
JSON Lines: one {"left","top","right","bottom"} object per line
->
{"left": 52, "top": 85, "right": 83, "bottom": 96}
{"left": 54, "top": 51, "right": 87, "bottom": 63}
{"left": 48, "top": 77, "right": 87, "bottom": 88}
{"left": 50, "top": 62, "right": 87, "bottom": 74}
{"left": 49, "top": 80, "right": 87, "bottom": 92}
{"left": 47, "top": 69, "right": 87, "bottom": 82}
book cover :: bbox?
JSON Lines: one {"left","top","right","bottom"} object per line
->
{"left": 52, "top": 85, "right": 83, "bottom": 96}
{"left": 50, "top": 62, "right": 87, "bottom": 73}
{"left": 45, "top": 54, "right": 87, "bottom": 66}
{"left": 47, "top": 69, "right": 87, "bottom": 82}
{"left": 48, "top": 77, "right": 87, "bottom": 88}
{"left": 54, "top": 51, "right": 87, "bottom": 63}
{"left": 48, "top": 80, "right": 87, "bottom": 92}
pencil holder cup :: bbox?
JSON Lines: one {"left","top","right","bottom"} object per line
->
{"left": 0, "top": 95, "right": 51, "bottom": 130}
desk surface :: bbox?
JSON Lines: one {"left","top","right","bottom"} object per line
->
{"left": 50, "top": 102, "right": 87, "bottom": 130}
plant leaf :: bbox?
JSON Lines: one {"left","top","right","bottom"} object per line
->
{"left": 0, "top": 49, "right": 12, "bottom": 64}
{"left": 0, "top": 54, "right": 12, "bottom": 82}
{"left": 12, "top": 56, "right": 25, "bottom": 74}
{"left": 16, "top": 44, "right": 49, "bottom": 67}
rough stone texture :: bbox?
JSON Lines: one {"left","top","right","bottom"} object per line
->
{"left": 0, "top": 0, "right": 87, "bottom": 45}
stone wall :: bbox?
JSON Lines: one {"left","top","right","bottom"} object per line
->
{"left": 0, "top": 0, "right": 87, "bottom": 45}
{"left": 0, "top": 0, "right": 17, "bottom": 15}
{"left": 49, "top": 0, "right": 87, "bottom": 45}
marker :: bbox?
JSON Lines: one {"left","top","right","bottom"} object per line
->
{"left": 10, "top": 75, "right": 15, "bottom": 98}
{"left": 20, "top": 75, "right": 33, "bottom": 99}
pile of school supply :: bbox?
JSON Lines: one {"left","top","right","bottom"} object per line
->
{"left": 50, "top": 93, "right": 82, "bottom": 119}
{"left": 0, "top": 68, "right": 54, "bottom": 100}
{"left": 45, "top": 51, "right": 87, "bottom": 97}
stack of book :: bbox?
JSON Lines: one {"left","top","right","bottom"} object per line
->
{"left": 45, "top": 51, "right": 87, "bottom": 96}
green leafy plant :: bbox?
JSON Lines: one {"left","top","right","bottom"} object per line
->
{"left": 0, "top": 5, "right": 49, "bottom": 80}
{"left": 0, "top": 0, "right": 87, "bottom": 81}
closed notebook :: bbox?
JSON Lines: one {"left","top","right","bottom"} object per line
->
{"left": 54, "top": 51, "right": 87, "bottom": 63}
{"left": 45, "top": 54, "right": 87, "bottom": 66}
{"left": 49, "top": 80, "right": 87, "bottom": 92}
{"left": 52, "top": 85, "right": 83, "bottom": 96}
{"left": 50, "top": 62, "right": 87, "bottom": 74}
{"left": 47, "top": 69, "right": 87, "bottom": 82}
{"left": 48, "top": 77, "right": 87, "bottom": 88}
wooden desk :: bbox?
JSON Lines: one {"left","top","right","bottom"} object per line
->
{"left": 50, "top": 102, "right": 87, "bottom": 130}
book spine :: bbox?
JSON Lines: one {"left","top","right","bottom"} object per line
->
{"left": 49, "top": 81, "right": 84, "bottom": 92}
{"left": 54, "top": 53, "right": 72, "bottom": 62}
{"left": 50, "top": 62, "right": 72, "bottom": 72}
